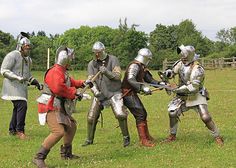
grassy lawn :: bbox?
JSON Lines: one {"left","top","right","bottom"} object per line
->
{"left": 0, "top": 69, "right": 236, "bottom": 168}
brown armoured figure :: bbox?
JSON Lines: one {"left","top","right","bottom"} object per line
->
{"left": 122, "top": 48, "right": 161, "bottom": 147}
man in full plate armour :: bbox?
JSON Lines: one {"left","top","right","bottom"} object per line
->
{"left": 163, "top": 44, "right": 224, "bottom": 146}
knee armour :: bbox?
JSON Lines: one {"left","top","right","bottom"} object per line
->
{"left": 169, "top": 109, "right": 179, "bottom": 118}
{"left": 87, "top": 97, "right": 101, "bottom": 124}
{"left": 168, "top": 97, "right": 184, "bottom": 118}
{"left": 198, "top": 104, "right": 212, "bottom": 123}
{"left": 201, "top": 113, "right": 212, "bottom": 123}
{"left": 110, "top": 93, "right": 128, "bottom": 120}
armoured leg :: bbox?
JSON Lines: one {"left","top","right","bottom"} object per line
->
{"left": 33, "top": 146, "right": 50, "bottom": 168}
{"left": 162, "top": 116, "right": 178, "bottom": 143}
{"left": 111, "top": 93, "right": 130, "bottom": 147}
{"left": 117, "top": 119, "right": 130, "bottom": 147}
{"left": 197, "top": 104, "right": 220, "bottom": 137}
{"left": 197, "top": 104, "right": 223, "bottom": 146}
{"left": 82, "top": 98, "right": 101, "bottom": 146}
{"left": 169, "top": 110, "right": 179, "bottom": 136}
{"left": 164, "top": 99, "right": 188, "bottom": 142}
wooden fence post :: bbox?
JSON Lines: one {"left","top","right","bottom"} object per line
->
{"left": 47, "top": 48, "right": 50, "bottom": 70}
{"left": 232, "top": 57, "right": 236, "bottom": 68}
{"left": 219, "top": 58, "right": 223, "bottom": 69}
{"left": 214, "top": 59, "right": 217, "bottom": 69}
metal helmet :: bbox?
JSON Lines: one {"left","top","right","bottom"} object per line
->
{"left": 16, "top": 32, "right": 31, "bottom": 51}
{"left": 92, "top": 41, "right": 107, "bottom": 60}
{"left": 55, "top": 46, "right": 75, "bottom": 67}
{"left": 135, "top": 48, "right": 152, "bottom": 66}
{"left": 177, "top": 44, "right": 200, "bottom": 65}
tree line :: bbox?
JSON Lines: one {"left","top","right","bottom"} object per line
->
{"left": 0, "top": 19, "right": 236, "bottom": 70}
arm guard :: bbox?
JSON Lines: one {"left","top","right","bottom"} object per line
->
{"left": 127, "top": 64, "right": 142, "bottom": 92}
{"left": 90, "top": 83, "right": 101, "bottom": 97}
{"left": 1, "top": 70, "right": 26, "bottom": 82}
{"left": 144, "top": 70, "right": 160, "bottom": 85}
{"left": 103, "top": 66, "right": 121, "bottom": 80}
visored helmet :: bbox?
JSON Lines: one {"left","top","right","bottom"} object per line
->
{"left": 92, "top": 41, "right": 107, "bottom": 60}
{"left": 55, "top": 46, "right": 75, "bottom": 67}
{"left": 16, "top": 32, "right": 31, "bottom": 51}
{"left": 177, "top": 44, "right": 200, "bottom": 65}
{"left": 135, "top": 48, "right": 152, "bottom": 66}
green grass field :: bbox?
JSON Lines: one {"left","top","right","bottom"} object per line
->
{"left": 0, "top": 69, "right": 236, "bottom": 168}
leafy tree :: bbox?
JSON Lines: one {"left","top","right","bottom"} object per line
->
{"left": 1, "top": 21, "right": 235, "bottom": 71}
{"left": 216, "top": 27, "right": 236, "bottom": 45}
{"left": 150, "top": 24, "right": 178, "bottom": 51}
{"left": 0, "top": 30, "right": 16, "bottom": 63}
{"left": 54, "top": 22, "right": 148, "bottom": 70}
{"left": 148, "top": 19, "right": 216, "bottom": 69}
{"left": 30, "top": 33, "right": 55, "bottom": 70}
{"left": 37, "top": 31, "right": 46, "bottom": 37}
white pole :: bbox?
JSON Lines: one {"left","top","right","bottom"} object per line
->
{"left": 47, "top": 48, "right": 50, "bottom": 69}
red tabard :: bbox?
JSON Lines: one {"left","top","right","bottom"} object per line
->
{"left": 38, "top": 64, "right": 84, "bottom": 113}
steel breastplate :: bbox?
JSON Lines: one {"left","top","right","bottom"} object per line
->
{"left": 178, "top": 65, "right": 192, "bottom": 85}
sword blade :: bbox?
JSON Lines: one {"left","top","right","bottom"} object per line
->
{"left": 134, "top": 81, "right": 173, "bottom": 90}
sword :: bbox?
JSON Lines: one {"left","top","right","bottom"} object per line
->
{"left": 158, "top": 71, "right": 172, "bottom": 95}
{"left": 133, "top": 81, "right": 174, "bottom": 90}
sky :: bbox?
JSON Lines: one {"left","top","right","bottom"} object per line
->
{"left": 0, "top": 0, "right": 235, "bottom": 41}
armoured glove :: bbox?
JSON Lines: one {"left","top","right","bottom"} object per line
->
{"left": 99, "top": 66, "right": 108, "bottom": 74}
{"left": 31, "top": 78, "right": 43, "bottom": 90}
{"left": 91, "top": 85, "right": 102, "bottom": 97}
{"left": 83, "top": 79, "right": 94, "bottom": 88}
{"left": 36, "top": 83, "right": 44, "bottom": 90}
{"left": 164, "top": 69, "right": 173, "bottom": 78}
{"left": 75, "top": 91, "right": 83, "bottom": 101}
{"left": 17, "top": 76, "right": 28, "bottom": 83}
{"left": 99, "top": 65, "right": 119, "bottom": 79}
{"left": 141, "top": 85, "right": 152, "bottom": 95}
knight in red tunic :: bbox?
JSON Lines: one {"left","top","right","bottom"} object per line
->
{"left": 33, "top": 46, "right": 91, "bottom": 168}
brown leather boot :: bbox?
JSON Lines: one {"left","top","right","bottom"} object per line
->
{"left": 33, "top": 146, "right": 50, "bottom": 168}
{"left": 215, "top": 136, "right": 224, "bottom": 147}
{"left": 16, "top": 131, "right": 27, "bottom": 140}
{"left": 137, "top": 122, "right": 155, "bottom": 147}
{"left": 60, "top": 145, "right": 80, "bottom": 160}
{"left": 144, "top": 120, "right": 155, "bottom": 141}
{"left": 163, "top": 134, "right": 176, "bottom": 143}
